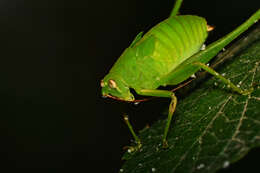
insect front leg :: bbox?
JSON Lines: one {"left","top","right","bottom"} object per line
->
{"left": 193, "top": 62, "right": 254, "bottom": 95}
{"left": 136, "top": 89, "right": 178, "bottom": 148}
{"left": 123, "top": 114, "right": 142, "bottom": 153}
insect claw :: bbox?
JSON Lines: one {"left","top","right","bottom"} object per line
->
{"left": 162, "top": 140, "right": 169, "bottom": 149}
{"left": 123, "top": 145, "right": 141, "bottom": 153}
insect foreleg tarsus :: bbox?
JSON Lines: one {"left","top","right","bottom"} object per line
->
{"left": 192, "top": 62, "right": 254, "bottom": 95}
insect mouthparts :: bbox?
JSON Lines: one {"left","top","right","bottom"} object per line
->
{"left": 102, "top": 95, "right": 108, "bottom": 98}
{"left": 100, "top": 80, "right": 105, "bottom": 87}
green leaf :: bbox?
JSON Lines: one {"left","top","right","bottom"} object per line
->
{"left": 121, "top": 33, "right": 260, "bottom": 172}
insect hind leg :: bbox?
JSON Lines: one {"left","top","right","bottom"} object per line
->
{"left": 192, "top": 62, "right": 253, "bottom": 95}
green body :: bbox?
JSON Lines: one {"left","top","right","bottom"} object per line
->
{"left": 101, "top": 0, "right": 260, "bottom": 149}
{"left": 102, "top": 15, "right": 208, "bottom": 100}
{"left": 101, "top": 10, "right": 260, "bottom": 101}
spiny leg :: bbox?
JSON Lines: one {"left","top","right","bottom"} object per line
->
{"left": 193, "top": 62, "right": 253, "bottom": 95}
{"left": 137, "top": 89, "right": 178, "bottom": 148}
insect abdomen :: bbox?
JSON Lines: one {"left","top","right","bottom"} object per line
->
{"left": 145, "top": 15, "right": 208, "bottom": 74}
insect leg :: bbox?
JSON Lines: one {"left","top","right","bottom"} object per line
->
{"left": 123, "top": 114, "right": 142, "bottom": 151}
{"left": 163, "top": 93, "right": 177, "bottom": 148}
{"left": 136, "top": 89, "right": 177, "bottom": 148}
{"left": 193, "top": 62, "right": 253, "bottom": 95}
{"left": 170, "top": 0, "right": 183, "bottom": 17}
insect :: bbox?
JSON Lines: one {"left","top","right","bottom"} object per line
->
{"left": 101, "top": 0, "right": 260, "bottom": 149}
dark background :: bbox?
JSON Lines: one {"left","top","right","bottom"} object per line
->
{"left": 0, "top": 0, "right": 259, "bottom": 172}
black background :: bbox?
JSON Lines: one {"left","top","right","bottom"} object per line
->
{"left": 0, "top": 0, "right": 259, "bottom": 172}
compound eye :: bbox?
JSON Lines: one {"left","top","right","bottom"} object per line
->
{"left": 100, "top": 80, "right": 105, "bottom": 87}
{"left": 108, "top": 79, "right": 117, "bottom": 88}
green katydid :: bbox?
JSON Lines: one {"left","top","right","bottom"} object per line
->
{"left": 101, "top": 0, "right": 260, "bottom": 149}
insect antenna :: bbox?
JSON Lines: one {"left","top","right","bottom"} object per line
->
{"left": 170, "top": 78, "right": 194, "bottom": 92}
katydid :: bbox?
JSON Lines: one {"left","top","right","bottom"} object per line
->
{"left": 101, "top": 0, "right": 260, "bottom": 149}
